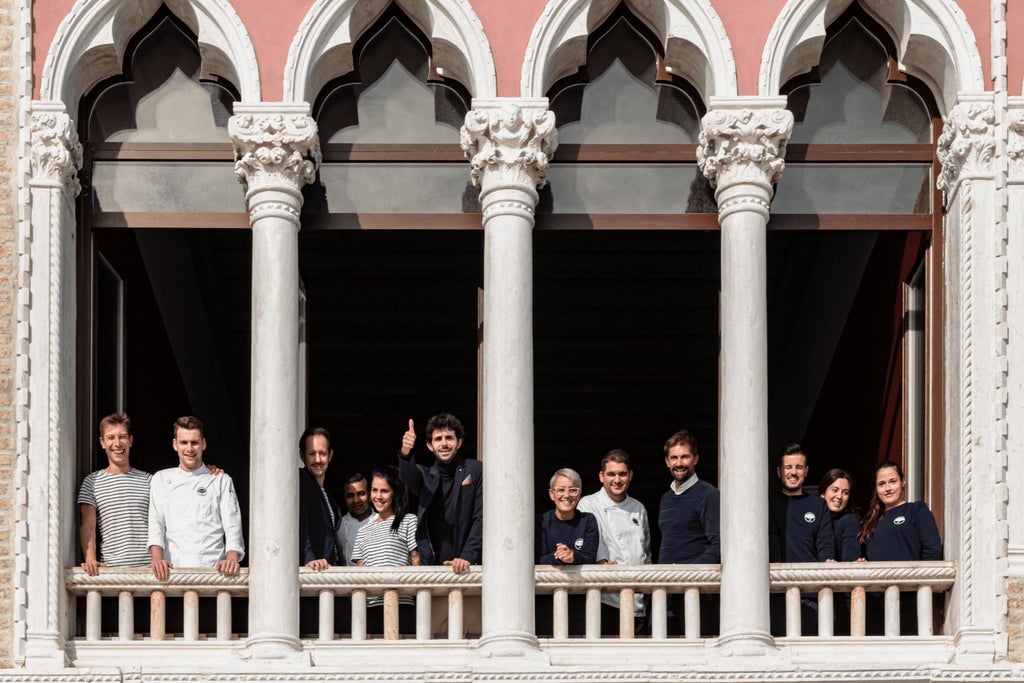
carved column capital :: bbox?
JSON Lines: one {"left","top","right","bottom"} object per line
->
{"left": 229, "top": 105, "right": 321, "bottom": 225}
{"left": 29, "top": 103, "right": 82, "bottom": 197}
{"left": 460, "top": 99, "right": 557, "bottom": 223}
{"left": 937, "top": 97, "right": 996, "bottom": 197}
{"left": 698, "top": 101, "right": 793, "bottom": 219}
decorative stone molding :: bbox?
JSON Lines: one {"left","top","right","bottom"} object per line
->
{"left": 1007, "top": 105, "right": 1024, "bottom": 183}
{"left": 759, "top": 0, "right": 983, "bottom": 110}
{"left": 229, "top": 106, "right": 321, "bottom": 223}
{"left": 41, "top": 0, "right": 261, "bottom": 107}
{"left": 697, "top": 100, "right": 793, "bottom": 222}
{"left": 938, "top": 98, "right": 997, "bottom": 198}
{"left": 284, "top": 0, "right": 495, "bottom": 103}
{"left": 521, "top": 0, "right": 736, "bottom": 101}
{"left": 28, "top": 106, "right": 81, "bottom": 198}
{"left": 461, "top": 100, "right": 557, "bottom": 199}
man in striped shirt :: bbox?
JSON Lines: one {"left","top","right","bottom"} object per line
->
{"left": 78, "top": 413, "right": 152, "bottom": 575}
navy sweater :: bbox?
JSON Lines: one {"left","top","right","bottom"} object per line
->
{"left": 536, "top": 510, "right": 599, "bottom": 565}
{"left": 864, "top": 501, "right": 942, "bottom": 561}
{"left": 768, "top": 491, "right": 835, "bottom": 562}
{"left": 832, "top": 511, "right": 862, "bottom": 562}
{"left": 657, "top": 479, "right": 720, "bottom": 564}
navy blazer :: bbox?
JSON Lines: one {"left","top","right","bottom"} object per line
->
{"left": 398, "top": 453, "right": 483, "bottom": 565}
{"left": 298, "top": 466, "right": 343, "bottom": 565}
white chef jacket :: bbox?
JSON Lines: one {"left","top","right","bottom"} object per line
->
{"left": 577, "top": 487, "right": 651, "bottom": 615}
{"left": 148, "top": 464, "right": 245, "bottom": 568}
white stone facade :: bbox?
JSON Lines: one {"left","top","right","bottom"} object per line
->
{"left": 2, "top": 0, "right": 1023, "bottom": 680}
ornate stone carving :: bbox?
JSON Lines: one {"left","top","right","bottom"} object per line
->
{"left": 229, "top": 112, "right": 321, "bottom": 204}
{"left": 937, "top": 100, "right": 996, "bottom": 195}
{"left": 1008, "top": 110, "right": 1024, "bottom": 182}
{"left": 697, "top": 107, "right": 793, "bottom": 191}
{"left": 460, "top": 102, "right": 557, "bottom": 194}
{"left": 29, "top": 108, "right": 82, "bottom": 196}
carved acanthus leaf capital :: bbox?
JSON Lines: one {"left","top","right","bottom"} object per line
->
{"left": 460, "top": 103, "right": 558, "bottom": 193}
{"left": 697, "top": 107, "right": 793, "bottom": 189}
{"left": 229, "top": 112, "right": 321, "bottom": 196}
{"left": 937, "top": 100, "right": 996, "bottom": 194}
{"left": 30, "top": 109, "right": 82, "bottom": 196}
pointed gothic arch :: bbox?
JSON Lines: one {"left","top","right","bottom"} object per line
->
{"left": 760, "top": 0, "right": 984, "bottom": 112}
{"left": 521, "top": 0, "right": 736, "bottom": 102}
{"left": 283, "top": 0, "right": 495, "bottom": 105}
{"left": 41, "top": 0, "right": 260, "bottom": 112}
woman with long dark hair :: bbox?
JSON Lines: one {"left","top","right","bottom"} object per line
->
{"left": 351, "top": 466, "right": 420, "bottom": 635}
{"left": 818, "top": 468, "right": 861, "bottom": 636}
{"left": 818, "top": 468, "right": 862, "bottom": 562}
{"left": 858, "top": 460, "right": 942, "bottom": 634}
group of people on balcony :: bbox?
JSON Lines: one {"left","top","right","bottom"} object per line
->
{"left": 78, "top": 413, "right": 244, "bottom": 580}
{"left": 78, "top": 410, "right": 942, "bottom": 638}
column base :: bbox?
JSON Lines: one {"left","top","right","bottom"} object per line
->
{"left": 714, "top": 628, "right": 778, "bottom": 658}
{"left": 954, "top": 628, "right": 999, "bottom": 665}
{"left": 475, "top": 630, "right": 546, "bottom": 660}
{"left": 22, "top": 631, "right": 70, "bottom": 668}
{"left": 238, "top": 632, "right": 308, "bottom": 663}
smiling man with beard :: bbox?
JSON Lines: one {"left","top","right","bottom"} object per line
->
{"left": 397, "top": 413, "right": 483, "bottom": 572}
{"left": 768, "top": 442, "right": 835, "bottom": 636}
{"left": 398, "top": 413, "right": 483, "bottom": 636}
{"left": 658, "top": 429, "right": 720, "bottom": 637}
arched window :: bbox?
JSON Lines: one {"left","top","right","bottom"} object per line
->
{"left": 78, "top": 5, "right": 252, "bottom": 506}
{"left": 769, "top": 3, "right": 942, "bottom": 514}
{"left": 301, "top": 4, "right": 483, "bottom": 467}
{"left": 537, "top": 5, "right": 718, "bottom": 538}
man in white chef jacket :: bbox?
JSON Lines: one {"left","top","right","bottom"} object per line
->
{"left": 148, "top": 415, "right": 244, "bottom": 580}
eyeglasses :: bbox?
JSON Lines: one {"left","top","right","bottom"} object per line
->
{"left": 551, "top": 487, "right": 580, "bottom": 497}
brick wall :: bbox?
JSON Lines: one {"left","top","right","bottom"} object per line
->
{"left": 0, "top": 0, "right": 17, "bottom": 668}
{"left": 1009, "top": 578, "right": 1022, "bottom": 659}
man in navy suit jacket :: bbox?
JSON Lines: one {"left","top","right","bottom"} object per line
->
{"left": 397, "top": 413, "right": 482, "bottom": 574}
{"left": 298, "top": 427, "right": 342, "bottom": 568}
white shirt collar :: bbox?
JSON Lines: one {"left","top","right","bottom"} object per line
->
{"left": 670, "top": 474, "right": 699, "bottom": 495}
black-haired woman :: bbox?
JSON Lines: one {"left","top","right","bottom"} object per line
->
{"left": 351, "top": 467, "right": 420, "bottom": 636}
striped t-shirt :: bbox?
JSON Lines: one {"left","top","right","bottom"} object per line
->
{"left": 77, "top": 468, "right": 152, "bottom": 567}
{"left": 351, "top": 514, "right": 418, "bottom": 606}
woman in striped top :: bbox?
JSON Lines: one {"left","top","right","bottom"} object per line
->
{"left": 351, "top": 467, "right": 419, "bottom": 635}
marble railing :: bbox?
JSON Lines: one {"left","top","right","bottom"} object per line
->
{"left": 64, "top": 561, "right": 955, "bottom": 646}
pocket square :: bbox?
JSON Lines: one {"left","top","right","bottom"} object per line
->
{"left": 461, "top": 475, "right": 473, "bottom": 486}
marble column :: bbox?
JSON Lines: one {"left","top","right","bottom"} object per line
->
{"left": 697, "top": 98, "right": 793, "bottom": 656}
{"left": 460, "top": 99, "right": 556, "bottom": 657}
{"left": 21, "top": 102, "right": 82, "bottom": 668}
{"left": 230, "top": 104, "right": 320, "bottom": 660}
{"left": 937, "top": 95, "right": 1004, "bottom": 664}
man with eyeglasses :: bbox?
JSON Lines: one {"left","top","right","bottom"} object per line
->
{"left": 658, "top": 429, "right": 720, "bottom": 636}
{"left": 536, "top": 467, "right": 599, "bottom": 636}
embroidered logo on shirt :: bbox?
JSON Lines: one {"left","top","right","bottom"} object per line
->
{"left": 804, "top": 512, "right": 816, "bottom": 523}
{"left": 893, "top": 516, "right": 906, "bottom": 525}
{"left": 461, "top": 475, "right": 473, "bottom": 486}
{"left": 196, "top": 487, "right": 208, "bottom": 496}
{"left": 574, "top": 538, "right": 585, "bottom": 550}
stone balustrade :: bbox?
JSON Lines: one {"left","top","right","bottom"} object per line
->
{"left": 63, "top": 560, "right": 955, "bottom": 663}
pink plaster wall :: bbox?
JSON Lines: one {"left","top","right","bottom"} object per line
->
{"left": 960, "top": 0, "right": 992, "bottom": 90}
{"left": 31, "top": 0, "right": 996, "bottom": 104}
{"left": 712, "top": 0, "right": 787, "bottom": 95}
{"left": 1009, "top": 0, "right": 1024, "bottom": 96}
{"left": 471, "top": 0, "right": 547, "bottom": 97}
